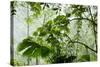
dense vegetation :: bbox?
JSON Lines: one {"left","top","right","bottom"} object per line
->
{"left": 10, "top": 1, "right": 97, "bottom": 66}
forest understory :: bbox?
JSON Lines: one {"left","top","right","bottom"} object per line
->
{"left": 10, "top": 1, "right": 97, "bottom": 66}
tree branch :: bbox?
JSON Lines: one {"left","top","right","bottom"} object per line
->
{"left": 64, "top": 34, "right": 97, "bottom": 53}
{"left": 88, "top": 6, "right": 97, "bottom": 52}
{"left": 69, "top": 17, "right": 93, "bottom": 22}
{"left": 72, "top": 41, "right": 97, "bottom": 53}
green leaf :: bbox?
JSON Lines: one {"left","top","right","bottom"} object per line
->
{"left": 32, "top": 48, "right": 41, "bottom": 57}
{"left": 40, "top": 46, "right": 51, "bottom": 58}
{"left": 66, "top": 13, "right": 71, "bottom": 17}
{"left": 11, "top": 1, "right": 17, "bottom": 15}
{"left": 47, "top": 20, "right": 54, "bottom": 25}
{"left": 27, "top": 2, "right": 41, "bottom": 16}
{"left": 65, "top": 56, "right": 76, "bottom": 62}
{"left": 46, "top": 34, "right": 59, "bottom": 45}
{"left": 22, "top": 46, "right": 35, "bottom": 57}
{"left": 17, "top": 37, "right": 51, "bottom": 58}
{"left": 39, "top": 31, "right": 47, "bottom": 36}
{"left": 46, "top": 4, "right": 50, "bottom": 8}
{"left": 33, "top": 31, "right": 38, "bottom": 36}
{"left": 26, "top": 17, "right": 33, "bottom": 24}
{"left": 36, "top": 27, "right": 47, "bottom": 36}
{"left": 52, "top": 8, "right": 59, "bottom": 10}
{"left": 54, "top": 15, "right": 68, "bottom": 25}
{"left": 17, "top": 37, "right": 34, "bottom": 52}
{"left": 17, "top": 39, "right": 30, "bottom": 52}
{"left": 79, "top": 55, "right": 90, "bottom": 61}
{"left": 31, "top": 3, "right": 41, "bottom": 14}
{"left": 65, "top": 26, "right": 70, "bottom": 33}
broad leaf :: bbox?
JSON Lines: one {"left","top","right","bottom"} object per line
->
{"left": 79, "top": 55, "right": 90, "bottom": 61}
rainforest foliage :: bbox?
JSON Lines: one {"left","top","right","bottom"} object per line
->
{"left": 11, "top": 1, "right": 97, "bottom": 66}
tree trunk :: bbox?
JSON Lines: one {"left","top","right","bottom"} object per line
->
{"left": 36, "top": 57, "right": 39, "bottom": 65}
{"left": 10, "top": 1, "right": 14, "bottom": 65}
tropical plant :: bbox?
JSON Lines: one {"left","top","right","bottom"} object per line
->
{"left": 11, "top": 1, "right": 97, "bottom": 66}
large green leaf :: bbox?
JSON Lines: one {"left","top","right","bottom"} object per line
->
{"left": 17, "top": 38, "right": 32, "bottom": 52}
{"left": 17, "top": 37, "right": 51, "bottom": 58}
{"left": 79, "top": 55, "right": 90, "bottom": 61}
{"left": 32, "top": 48, "right": 41, "bottom": 57}
{"left": 40, "top": 46, "right": 51, "bottom": 58}
{"left": 22, "top": 46, "right": 35, "bottom": 57}
{"left": 17, "top": 37, "right": 36, "bottom": 51}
